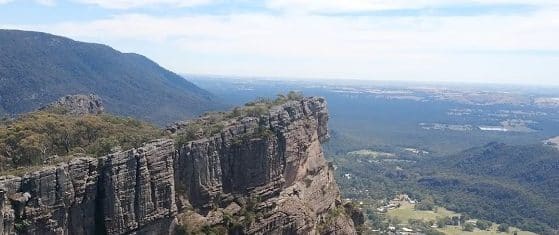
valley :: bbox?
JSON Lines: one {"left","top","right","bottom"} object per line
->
{"left": 2, "top": 1, "right": 558, "bottom": 234}
{"left": 190, "top": 77, "right": 559, "bottom": 155}
{"left": 192, "top": 76, "right": 559, "bottom": 234}
{"left": 383, "top": 200, "right": 535, "bottom": 235}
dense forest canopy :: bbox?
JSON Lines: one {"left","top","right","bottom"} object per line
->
{"left": 332, "top": 143, "right": 559, "bottom": 234}
{"left": 0, "top": 111, "right": 162, "bottom": 173}
{"left": 0, "top": 30, "right": 220, "bottom": 124}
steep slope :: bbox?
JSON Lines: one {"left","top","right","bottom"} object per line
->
{"left": 0, "top": 97, "right": 357, "bottom": 234}
{"left": 416, "top": 143, "right": 559, "bottom": 234}
{"left": 0, "top": 29, "right": 220, "bottom": 124}
{"left": 171, "top": 97, "right": 356, "bottom": 234}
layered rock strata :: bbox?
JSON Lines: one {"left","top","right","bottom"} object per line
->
{"left": 173, "top": 97, "right": 355, "bottom": 234}
{"left": 0, "top": 97, "right": 356, "bottom": 234}
{"left": 0, "top": 140, "right": 176, "bottom": 235}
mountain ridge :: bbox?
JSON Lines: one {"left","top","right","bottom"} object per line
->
{"left": 0, "top": 29, "right": 221, "bottom": 125}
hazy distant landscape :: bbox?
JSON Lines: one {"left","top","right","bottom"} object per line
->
{"left": 190, "top": 76, "right": 559, "bottom": 154}
{"left": 2, "top": 42, "right": 554, "bottom": 234}
{"left": 191, "top": 76, "right": 559, "bottom": 234}
{"left": 2, "top": 0, "right": 559, "bottom": 234}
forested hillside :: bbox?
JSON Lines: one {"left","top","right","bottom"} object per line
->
{"left": 418, "top": 143, "right": 559, "bottom": 234}
{"left": 0, "top": 30, "right": 221, "bottom": 124}
{"left": 333, "top": 143, "right": 559, "bottom": 234}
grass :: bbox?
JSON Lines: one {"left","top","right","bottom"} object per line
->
{"left": 387, "top": 201, "right": 458, "bottom": 222}
{"left": 440, "top": 225, "right": 536, "bottom": 235}
{"left": 347, "top": 149, "right": 396, "bottom": 158}
{"left": 387, "top": 202, "right": 536, "bottom": 235}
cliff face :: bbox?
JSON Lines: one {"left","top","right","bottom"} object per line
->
{"left": 0, "top": 140, "right": 177, "bottom": 235}
{"left": 174, "top": 97, "right": 355, "bottom": 234}
{"left": 0, "top": 97, "right": 356, "bottom": 234}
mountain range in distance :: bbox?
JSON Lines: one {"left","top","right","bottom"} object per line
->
{"left": 0, "top": 29, "right": 222, "bottom": 125}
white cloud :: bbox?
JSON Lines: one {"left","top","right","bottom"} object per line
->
{"left": 35, "top": 0, "right": 56, "bottom": 6}
{"left": 35, "top": 10, "right": 559, "bottom": 55}
{"left": 5, "top": 5, "right": 559, "bottom": 84}
{"left": 73, "top": 0, "right": 212, "bottom": 9}
{"left": 0, "top": 0, "right": 13, "bottom": 4}
{"left": 265, "top": 0, "right": 559, "bottom": 13}
{"left": 267, "top": 0, "right": 447, "bottom": 12}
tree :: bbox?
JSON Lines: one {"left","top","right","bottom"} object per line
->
{"left": 463, "top": 223, "right": 475, "bottom": 232}
{"left": 476, "top": 220, "right": 492, "bottom": 230}
{"left": 367, "top": 210, "right": 386, "bottom": 229}
{"left": 391, "top": 217, "right": 402, "bottom": 226}
{"left": 231, "top": 107, "right": 243, "bottom": 117}
{"left": 415, "top": 196, "right": 436, "bottom": 211}
{"left": 19, "top": 133, "right": 49, "bottom": 164}
{"left": 437, "top": 217, "right": 450, "bottom": 228}
{"left": 287, "top": 91, "right": 303, "bottom": 100}
{"left": 498, "top": 224, "right": 510, "bottom": 233}
{"left": 274, "top": 94, "right": 287, "bottom": 104}
{"left": 0, "top": 111, "right": 162, "bottom": 173}
{"left": 425, "top": 229, "right": 445, "bottom": 235}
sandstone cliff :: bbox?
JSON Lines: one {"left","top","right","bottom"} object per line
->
{"left": 0, "top": 140, "right": 176, "bottom": 235}
{"left": 0, "top": 97, "right": 357, "bottom": 234}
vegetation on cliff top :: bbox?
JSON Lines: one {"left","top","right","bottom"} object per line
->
{"left": 0, "top": 111, "right": 162, "bottom": 173}
{"left": 0, "top": 91, "right": 306, "bottom": 175}
{"left": 173, "top": 91, "right": 303, "bottom": 147}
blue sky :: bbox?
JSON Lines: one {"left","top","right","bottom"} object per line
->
{"left": 1, "top": 0, "right": 559, "bottom": 85}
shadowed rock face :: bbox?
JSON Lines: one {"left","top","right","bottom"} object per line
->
{"left": 0, "top": 97, "right": 356, "bottom": 235}
{"left": 174, "top": 97, "right": 355, "bottom": 234}
{"left": 0, "top": 140, "right": 177, "bottom": 235}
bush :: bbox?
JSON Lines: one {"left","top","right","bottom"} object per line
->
{"left": 424, "top": 229, "right": 446, "bottom": 235}
{"left": 287, "top": 91, "right": 304, "bottom": 101}
{"left": 463, "top": 223, "right": 475, "bottom": 232}
{"left": 415, "top": 196, "right": 436, "bottom": 211}
{"left": 498, "top": 224, "right": 510, "bottom": 233}
{"left": 476, "top": 220, "right": 492, "bottom": 230}
{"left": 436, "top": 217, "right": 450, "bottom": 228}
{"left": 0, "top": 111, "right": 161, "bottom": 174}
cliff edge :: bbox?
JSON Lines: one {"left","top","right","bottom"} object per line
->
{"left": 0, "top": 97, "right": 357, "bottom": 234}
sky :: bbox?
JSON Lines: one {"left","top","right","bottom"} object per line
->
{"left": 1, "top": 0, "right": 559, "bottom": 85}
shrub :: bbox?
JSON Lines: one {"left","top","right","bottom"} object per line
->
{"left": 476, "top": 220, "right": 492, "bottom": 230}
{"left": 498, "top": 223, "right": 510, "bottom": 233}
{"left": 0, "top": 111, "right": 161, "bottom": 174}
{"left": 463, "top": 223, "right": 475, "bottom": 232}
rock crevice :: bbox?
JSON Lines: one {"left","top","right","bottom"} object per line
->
{"left": 0, "top": 97, "right": 356, "bottom": 235}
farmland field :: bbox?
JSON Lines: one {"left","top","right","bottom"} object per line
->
{"left": 387, "top": 203, "right": 537, "bottom": 235}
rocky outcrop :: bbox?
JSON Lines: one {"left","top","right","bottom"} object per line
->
{"left": 173, "top": 97, "right": 355, "bottom": 234}
{"left": 98, "top": 139, "right": 177, "bottom": 235}
{"left": 39, "top": 94, "right": 104, "bottom": 115}
{"left": 0, "top": 157, "right": 98, "bottom": 235}
{"left": 0, "top": 140, "right": 176, "bottom": 235}
{"left": 0, "top": 97, "right": 356, "bottom": 234}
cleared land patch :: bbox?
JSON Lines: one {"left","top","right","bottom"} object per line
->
{"left": 387, "top": 202, "right": 536, "bottom": 235}
{"left": 347, "top": 149, "right": 396, "bottom": 158}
